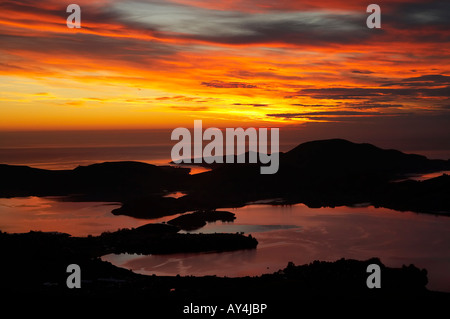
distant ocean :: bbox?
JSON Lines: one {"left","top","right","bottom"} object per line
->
{"left": 0, "top": 145, "right": 173, "bottom": 170}
{"left": 0, "top": 130, "right": 175, "bottom": 170}
{"left": 0, "top": 130, "right": 449, "bottom": 170}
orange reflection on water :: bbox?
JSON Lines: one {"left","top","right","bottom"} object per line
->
{"left": 104, "top": 204, "right": 450, "bottom": 292}
{"left": 0, "top": 196, "right": 149, "bottom": 236}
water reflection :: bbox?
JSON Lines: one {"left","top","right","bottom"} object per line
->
{"left": 163, "top": 191, "right": 187, "bottom": 199}
{"left": 103, "top": 204, "right": 450, "bottom": 292}
{"left": 394, "top": 170, "right": 450, "bottom": 182}
{"left": 1, "top": 196, "right": 449, "bottom": 292}
{"left": 0, "top": 196, "right": 149, "bottom": 236}
{"left": 408, "top": 170, "right": 450, "bottom": 181}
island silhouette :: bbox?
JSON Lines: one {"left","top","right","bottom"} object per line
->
{"left": 1, "top": 139, "right": 448, "bottom": 216}
{"left": 1, "top": 139, "right": 449, "bottom": 303}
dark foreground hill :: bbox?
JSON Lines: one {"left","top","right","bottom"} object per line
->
{"left": 1, "top": 228, "right": 447, "bottom": 303}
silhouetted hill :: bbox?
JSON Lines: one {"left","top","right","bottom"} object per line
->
{"left": 374, "top": 174, "right": 450, "bottom": 213}
{"left": 184, "top": 139, "right": 450, "bottom": 214}
{"left": 1, "top": 139, "right": 449, "bottom": 216}
{"left": 282, "top": 138, "right": 446, "bottom": 176}
{"left": 171, "top": 150, "right": 280, "bottom": 168}
{"left": 177, "top": 138, "right": 448, "bottom": 175}
{"left": 190, "top": 139, "right": 448, "bottom": 184}
{"left": 0, "top": 161, "right": 190, "bottom": 200}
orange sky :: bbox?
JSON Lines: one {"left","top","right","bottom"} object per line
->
{"left": 0, "top": 0, "right": 449, "bottom": 131}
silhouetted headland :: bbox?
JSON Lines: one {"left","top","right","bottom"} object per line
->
{"left": 1, "top": 230, "right": 447, "bottom": 301}
{"left": 167, "top": 210, "right": 236, "bottom": 230}
{"left": 1, "top": 139, "right": 449, "bottom": 218}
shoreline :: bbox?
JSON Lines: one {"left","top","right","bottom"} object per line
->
{"left": 1, "top": 228, "right": 450, "bottom": 298}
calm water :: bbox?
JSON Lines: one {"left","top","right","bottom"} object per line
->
{"left": 102, "top": 204, "right": 450, "bottom": 292}
{"left": 0, "top": 197, "right": 148, "bottom": 236}
{"left": 1, "top": 196, "right": 448, "bottom": 291}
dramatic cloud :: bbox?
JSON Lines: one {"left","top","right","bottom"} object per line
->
{"left": 382, "top": 75, "right": 450, "bottom": 87}
{"left": 298, "top": 86, "right": 450, "bottom": 100}
{"left": 201, "top": 80, "right": 257, "bottom": 88}
{"left": 351, "top": 70, "right": 374, "bottom": 74}
{"left": 267, "top": 111, "right": 395, "bottom": 118}
{"left": 113, "top": 0, "right": 371, "bottom": 45}
{"left": 233, "top": 103, "right": 269, "bottom": 107}
{"left": 345, "top": 102, "right": 404, "bottom": 110}
{"left": 0, "top": 0, "right": 449, "bottom": 130}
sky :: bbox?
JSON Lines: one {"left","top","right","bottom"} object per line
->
{"left": 0, "top": 0, "right": 449, "bottom": 151}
